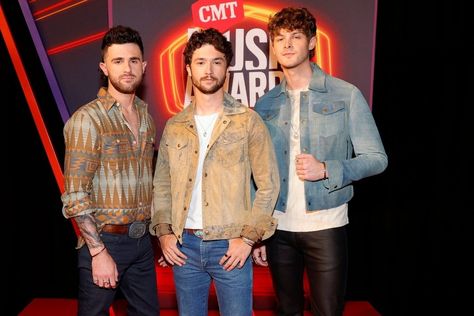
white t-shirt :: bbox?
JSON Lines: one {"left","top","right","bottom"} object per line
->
{"left": 273, "top": 88, "right": 348, "bottom": 232}
{"left": 185, "top": 112, "right": 219, "bottom": 229}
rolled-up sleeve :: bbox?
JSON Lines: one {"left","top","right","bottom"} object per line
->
{"left": 61, "top": 111, "right": 100, "bottom": 218}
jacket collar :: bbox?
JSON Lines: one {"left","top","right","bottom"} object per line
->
{"left": 266, "top": 62, "right": 328, "bottom": 98}
{"left": 173, "top": 92, "right": 247, "bottom": 123}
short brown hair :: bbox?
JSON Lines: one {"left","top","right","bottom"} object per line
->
{"left": 268, "top": 7, "right": 317, "bottom": 58}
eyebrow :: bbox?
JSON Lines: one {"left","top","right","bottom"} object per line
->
{"left": 194, "top": 56, "right": 226, "bottom": 62}
{"left": 276, "top": 30, "right": 304, "bottom": 36}
{"left": 110, "top": 56, "right": 141, "bottom": 62}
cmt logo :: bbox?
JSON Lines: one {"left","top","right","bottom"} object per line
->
{"left": 154, "top": 4, "right": 334, "bottom": 115}
{"left": 192, "top": 0, "right": 244, "bottom": 32}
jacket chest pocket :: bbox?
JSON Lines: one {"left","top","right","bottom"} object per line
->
{"left": 213, "top": 129, "right": 246, "bottom": 167}
{"left": 167, "top": 138, "right": 189, "bottom": 170}
{"left": 311, "top": 101, "right": 346, "bottom": 137}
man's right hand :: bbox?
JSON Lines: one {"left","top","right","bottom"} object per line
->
{"left": 159, "top": 234, "right": 187, "bottom": 266}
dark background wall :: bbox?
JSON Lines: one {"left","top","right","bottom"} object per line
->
{"left": 4, "top": 1, "right": 469, "bottom": 315}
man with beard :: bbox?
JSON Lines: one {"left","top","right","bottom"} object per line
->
{"left": 151, "top": 28, "right": 279, "bottom": 316}
{"left": 61, "top": 25, "right": 159, "bottom": 316}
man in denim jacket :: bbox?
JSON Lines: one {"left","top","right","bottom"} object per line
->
{"left": 252, "top": 7, "right": 388, "bottom": 316}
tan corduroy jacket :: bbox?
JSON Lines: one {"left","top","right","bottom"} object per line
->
{"left": 150, "top": 93, "right": 279, "bottom": 244}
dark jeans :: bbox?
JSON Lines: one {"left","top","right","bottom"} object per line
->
{"left": 266, "top": 227, "right": 348, "bottom": 316}
{"left": 77, "top": 232, "right": 159, "bottom": 316}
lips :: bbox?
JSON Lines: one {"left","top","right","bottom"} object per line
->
{"left": 121, "top": 75, "right": 136, "bottom": 81}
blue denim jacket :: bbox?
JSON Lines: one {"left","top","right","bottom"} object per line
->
{"left": 254, "top": 63, "right": 388, "bottom": 211}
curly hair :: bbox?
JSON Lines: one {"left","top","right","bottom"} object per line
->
{"left": 183, "top": 28, "right": 234, "bottom": 66}
{"left": 268, "top": 7, "right": 317, "bottom": 58}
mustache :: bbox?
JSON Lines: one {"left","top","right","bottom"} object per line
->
{"left": 200, "top": 75, "right": 217, "bottom": 81}
{"left": 120, "top": 74, "right": 136, "bottom": 79}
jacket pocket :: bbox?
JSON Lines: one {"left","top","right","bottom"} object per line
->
{"left": 166, "top": 138, "right": 189, "bottom": 170}
{"left": 312, "top": 101, "right": 346, "bottom": 137}
{"left": 214, "top": 129, "right": 246, "bottom": 167}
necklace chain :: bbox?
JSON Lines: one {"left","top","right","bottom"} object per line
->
{"left": 195, "top": 114, "right": 217, "bottom": 138}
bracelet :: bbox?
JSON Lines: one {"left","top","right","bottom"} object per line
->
{"left": 241, "top": 237, "right": 255, "bottom": 247}
{"left": 91, "top": 246, "right": 106, "bottom": 258}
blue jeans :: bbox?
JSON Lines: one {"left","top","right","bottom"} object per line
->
{"left": 77, "top": 232, "right": 159, "bottom": 316}
{"left": 173, "top": 231, "right": 253, "bottom": 316}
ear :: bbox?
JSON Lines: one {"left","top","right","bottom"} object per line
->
{"left": 308, "top": 36, "right": 316, "bottom": 50}
{"left": 186, "top": 64, "right": 192, "bottom": 77}
{"left": 142, "top": 61, "right": 148, "bottom": 74}
{"left": 99, "top": 62, "right": 108, "bottom": 77}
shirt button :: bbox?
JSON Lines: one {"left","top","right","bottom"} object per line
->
{"left": 189, "top": 178, "right": 192, "bottom": 182}
{"left": 204, "top": 173, "right": 208, "bottom": 177}
{"left": 204, "top": 202, "right": 209, "bottom": 206}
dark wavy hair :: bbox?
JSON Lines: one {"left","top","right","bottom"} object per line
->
{"left": 268, "top": 7, "right": 317, "bottom": 58}
{"left": 101, "top": 25, "right": 144, "bottom": 61}
{"left": 183, "top": 28, "right": 233, "bottom": 66}
{"left": 99, "top": 25, "right": 144, "bottom": 84}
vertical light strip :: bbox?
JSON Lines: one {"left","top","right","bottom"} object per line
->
{"left": 0, "top": 3, "right": 80, "bottom": 237}
{"left": 19, "top": 0, "right": 70, "bottom": 122}
{"left": 107, "top": 0, "right": 113, "bottom": 27}
{"left": 369, "top": 0, "right": 378, "bottom": 109}
{"left": 0, "top": 4, "right": 64, "bottom": 190}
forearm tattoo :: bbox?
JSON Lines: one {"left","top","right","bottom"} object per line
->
{"left": 75, "top": 214, "right": 104, "bottom": 255}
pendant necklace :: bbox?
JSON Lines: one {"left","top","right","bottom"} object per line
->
{"left": 195, "top": 113, "right": 218, "bottom": 138}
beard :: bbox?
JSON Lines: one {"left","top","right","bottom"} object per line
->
{"left": 108, "top": 74, "right": 142, "bottom": 94}
{"left": 192, "top": 75, "right": 225, "bottom": 94}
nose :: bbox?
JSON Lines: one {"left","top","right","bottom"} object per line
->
{"left": 124, "top": 61, "right": 132, "bottom": 72}
{"left": 205, "top": 62, "right": 213, "bottom": 75}
{"left": 284, "top": 38, "right": 292, "bottom": 48}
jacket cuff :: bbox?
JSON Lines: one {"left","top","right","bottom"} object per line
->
{"left": 241, "top": 217, "right": 278, "bottom": 242}
{"left": 149, "top": 223, "right": 173, "bottom": 237}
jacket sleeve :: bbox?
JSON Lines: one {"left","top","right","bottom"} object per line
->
{"left": 325, "top": 87, "right": 388, "bottom": 192}
{"left": 242, "top": 110, "right": 280, "bottom": 241}
{"left": 150, "top": 123, "right": 173, "bottom": 237}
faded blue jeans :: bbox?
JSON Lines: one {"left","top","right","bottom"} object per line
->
{"left": 172, "top": 231, "right": 253, "bottom": 316}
